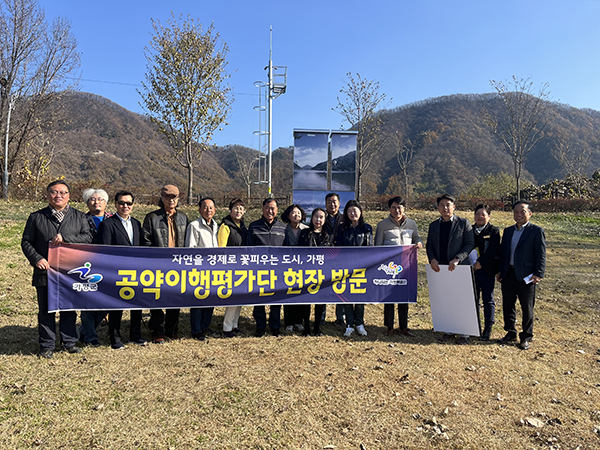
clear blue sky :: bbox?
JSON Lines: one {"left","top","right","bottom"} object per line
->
{"left": 41, "top": 0, "right": 600, "bottom": 150}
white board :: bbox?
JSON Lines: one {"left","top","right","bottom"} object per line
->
{"left": 426, "top": 265, "right": 480, "bottom": 336}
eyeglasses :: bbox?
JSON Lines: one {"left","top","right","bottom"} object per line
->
{"left": 48, "top": 190, "right": 69, "bottom": 196}
{"left": 89, "top": 197, "right": 105, "bottom": 203}
{"left": 117, "top": 201, "right": 133, "bottom": 206}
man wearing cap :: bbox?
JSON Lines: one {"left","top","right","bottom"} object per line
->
{"left": 142, "top": 185, "right": 189, "bottom": 344}
{"left": 21, "top": 180, "right": 93, "bottom": 358}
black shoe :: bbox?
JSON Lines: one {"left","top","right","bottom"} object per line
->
{"left": 111, "top": 342, "right": 125, "bottom": 350}
{"left": 192, "top": 333, "right": 206, "bottom": 341}
{"left": 334, "top": 319, "right": 345, "bottom": 327}
{"left": 130, "top": 338, "right": 147, "bottom": 346}
{"left": 457, "top": 336, "right": 470, "bottom": 345}
{"left": 498, "top": 333, "right": 518, "bottom": 344}
{"left": 64, "top": 345, "right": 81, "bottom": 354}
{"left": 271, "top": 329, "right": 281, "bottom": 337}
{"left": 438, "top": 333, "right": 454, "bottom": 343}
{"left": 89, "top": 339, "right": 102, "bottom": 348}
{"left": 254, "top": 328, "right": 265, "bottom": 338}
{"left": 39, "top": 349, "right": 53, "bottom": 359}
{"left": 519, "top": 339, "right": 531, "bottom": 350}
{"left": 480, "top": 327, "right": 492, "bottom": 341}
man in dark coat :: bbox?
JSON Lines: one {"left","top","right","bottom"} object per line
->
{"left": 247, "top": 198, "right": 286, "bottom": 337}
{"left": 497, "top": 201, "right": 546, "bottom": 350}
{"left": 426, "top": 193, "right": 474, "bottom": 345}
{"left": 96, "top": 190, "right": 146, "bottom": 349}
{"left": 142, "top": 185, "right": 189, "bottom": 344}
{"left": 21, "top": 180, "right": 93, "bottom": 358}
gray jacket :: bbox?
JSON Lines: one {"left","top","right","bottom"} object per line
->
{"left": 426, "top": 215, "right": 474, "bottom": 265}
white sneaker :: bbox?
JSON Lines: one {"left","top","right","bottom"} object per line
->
{"left": 295, "top": 324, "right": 304, "bottom": 332}
{"left": 285, "top": 325, "right": 294, "bottom": 332}
{"left": 343, "top": 327, "right": 354, "bottom": 337}
{"left": 356, "top": 324, "right": 367, "bottom": 336}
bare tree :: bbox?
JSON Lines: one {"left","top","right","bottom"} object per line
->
{"left": 334, "top": 72, "right": 388, "bottom": 201}
{"left": 552, "top": 138, "right": 592, "bottom": 198}
{"left": 483, "top": 76, "right": 551, "bottom": 200}
{"left": 393, "top": 130, "right": 427, "bottom": 199}
{"left": 139, "top": 14, "right": 233, "bottom": 203}
{"left": 0, "top": 0, "right": 80, "bottom": 199}
{"left": 232, "top": 146, "right": 257, "bottom": 202}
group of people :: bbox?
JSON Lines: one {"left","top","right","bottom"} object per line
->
{"left": 21, "top": 181, "right": 545, "bottom": 359}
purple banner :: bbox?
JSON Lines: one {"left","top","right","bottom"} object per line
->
{"left": 47, "top": 243, "right": 417, "bottom": 312}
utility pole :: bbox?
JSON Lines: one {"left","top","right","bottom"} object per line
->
{"left": 263, "top": 27, "right": 286, "bottom": 197}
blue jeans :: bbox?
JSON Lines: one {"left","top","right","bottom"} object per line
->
{"left": 320, "top": 304, "right": 346, "bottom": 324}
{"left": 78, "top": 310, "right": 106, "bottom": 343}
{"left": 344, "top": 304, "right": 365, "bottom": 327}
{"left": 190, "top": 307, "right": 214, "bottom": 335}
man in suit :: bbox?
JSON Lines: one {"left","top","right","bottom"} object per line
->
{"left": 96, "top": 190, "right": 146, "bottom": 349}
{"left": 426, "top": 193, "right": 474, "bottom": 344}
{"left": 21, "top": 180, "right": 93, "bottom": 358}
{"left": 497, "top": 201, "right": 546, "bottom": 350}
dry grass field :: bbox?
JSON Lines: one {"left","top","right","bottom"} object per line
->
{"left": 1, "top": 201, "right": 599, "bottom": 449}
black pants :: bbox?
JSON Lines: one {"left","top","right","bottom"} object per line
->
{"left": 253, "top": 305, "right": 282, "bottom": 331}
{"left": 501, "top": 267, "right": 535, "bottom": 340}
{"left": 284, "top": 305, "right": 304, "bottom": 327}
{"left": 148, "top": 309, "right": 180, "bottom": 337}
{"left": 108, "top": 310, "right": 143, "bottom": 345}
{"left": 384, "top": 303, "right": 408, "bottom": 330}
{"left": 36, "top": 286, "right": 78, "bottom": 352}
{"left": 313, "top": 304, "right": 325, "bottom": 333}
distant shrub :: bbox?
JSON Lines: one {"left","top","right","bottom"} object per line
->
{"left": 529, "top": 198, "right": 600, "bottom": 212}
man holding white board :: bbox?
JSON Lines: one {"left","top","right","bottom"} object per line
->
{"left": 426, "top": 194, "right": 475, "bottom": 344}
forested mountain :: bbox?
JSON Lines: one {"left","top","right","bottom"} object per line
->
{"left": 370, "top": 94, "right": 600, "bottom": 197}
{"left": 39, "top": 91, "right": 600, "bottom": 202}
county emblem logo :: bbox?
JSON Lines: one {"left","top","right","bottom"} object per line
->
{"left": 67, "top": 262, "right": 103, "bottom": 292}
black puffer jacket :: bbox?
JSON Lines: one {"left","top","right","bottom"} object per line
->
{"left": 298, "top": 229, "right": 332, "bottom": 247}
{"left": 21, "top": 206, "right": 93, "bottom": 286}
{"left": 221, "top": 215, "right": 247, "bottom": 246}
{"left": 334, "top": 223, "right": 373, "bottom": 247}
{"left": 142, "top": 208, "right": 189, "bottom": 248}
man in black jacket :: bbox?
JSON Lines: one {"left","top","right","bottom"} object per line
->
{"left": 247, "top": 198, "right": 286, "bottom": 337}
{"left": 142, "top": 185, "right": 189, "bottom": 344}
{"left": 426, "top": 193, "right": 474, "bottom": 345}
{"left": 472, "top": 204, "right": 500, "bottom": 341}
{"left": 21, "top": 180, "right": 93, "bottom": 358}
{"left": 97, "top": 190, "right": 146, "bottom": 349}
{"left": 497, "top": 201, "right": 546, "bottom": 350}
{"left": 323, "top": 192, "right": 345, "bottom": 327}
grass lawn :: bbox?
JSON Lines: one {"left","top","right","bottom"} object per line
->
{"left": 1, "top": 201, "right": 599, "bottom": 449}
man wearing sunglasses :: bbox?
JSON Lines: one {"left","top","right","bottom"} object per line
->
{"left": 96, "top": 190, "right": 146, "bottom": 349}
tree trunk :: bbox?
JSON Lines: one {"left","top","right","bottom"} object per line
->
{"left": 187, "top": 163, "right": 194, "bottom": 205}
